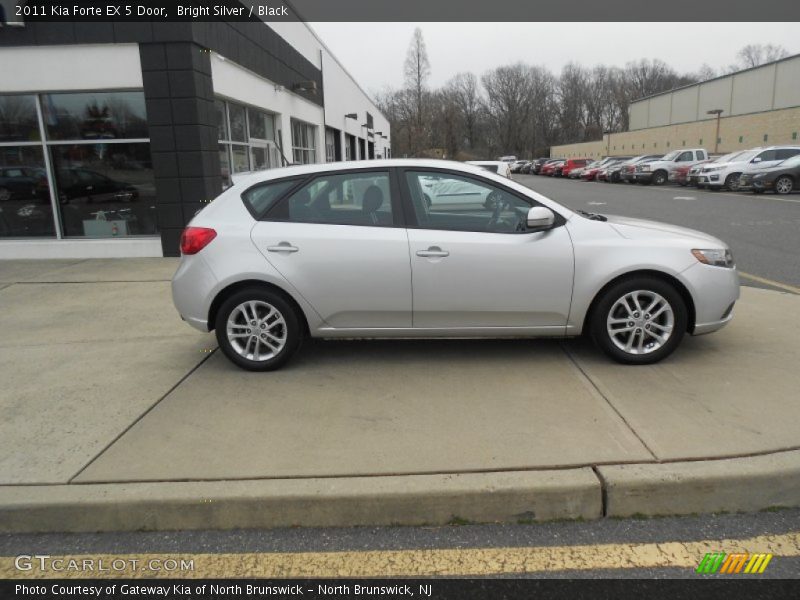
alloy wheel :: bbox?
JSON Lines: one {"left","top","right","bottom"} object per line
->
{"left": 226, "top": 300, "right": 287, "bottom": 361}
{"left": 606, "top": 290, "right": 674, "bottom": 355}
{"left": 775, "top": 176, "right": 793, "bottom": 195}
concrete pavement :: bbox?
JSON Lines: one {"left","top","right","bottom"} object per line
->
{"left": 0, "top": 258, "right": 799, "bottom": 532}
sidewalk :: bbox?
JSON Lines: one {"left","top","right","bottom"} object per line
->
{"left": 1, "top": 259, "right": 798, "bottom": 532}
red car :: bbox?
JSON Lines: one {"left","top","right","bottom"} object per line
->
{"left": 540, "top": 160, "right": 564, "bottom": 176}
{"left": 581, "top": 165, "right": 603, "bottom": 181}
{"left": 561, "top": 159, "right": 588, "bottom": 178}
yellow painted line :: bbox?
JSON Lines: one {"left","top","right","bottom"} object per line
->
{"left": 740, "top": 272, "right": 800, "bottom": 295}
{"left": 2, "top": 532, "right": 799, "bottom": 579}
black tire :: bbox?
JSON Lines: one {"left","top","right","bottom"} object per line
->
{"left": 590, "top": 277, "right": 687, "bottom": 365}
{"left": 214, "top": 287, "right": 302, "bottom": 372}
{"left": 652, "top": 170, "right": 668, "bottom": 186}
{"left": 724, "top": 173, "right": 741, "bottom": 191}
{"left": 774, "top": 175, "right": 794, "bottom": 195}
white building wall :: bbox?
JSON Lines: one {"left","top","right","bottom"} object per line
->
{"left": 630, "top": 54, "right": 800, "bottom": 130}
{"left": 210, "top": 53, "right": 325, "bottom": 163}
{"left": 0, "top": 44, "right": 143, "bottom": 92}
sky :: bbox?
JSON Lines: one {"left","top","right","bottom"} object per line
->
{"left": 309, "top": 22, "right": 800, "bottom": 96}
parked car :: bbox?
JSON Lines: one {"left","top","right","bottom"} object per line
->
{"left": 561, "top": 159, "right": 588, "bottom": 178}
{"left": 0, "top": 166, "right": 47, "bottom": 202}
{"left": 740, "top": 153, "right": 800, "bottom": 195}
{"left": 466, "top": 161, "right": 512, "bottom": 178}
{"left": 597, "top": 158, "right": 632, "bottom": 182}
{"left": 172, "top": 159, "right": 739, "bottom": 371}
{"left": 520, "top": 161, "right": 534, "bottom": 174}
{"left": 634, "top": 149, "right": 709, "bottom": 185}
{"left": 532, "top": 158, "right": 553, "bottom": 174}
{"left": 615, "top": 155, "right": 662, "bottom": 184}
{"left": 685, "top": 160, "right": 715, "bottom": 187}
{"left": 568, "top": 166, "right": 586, "bottom": 179}
{"left": 581, "top": 157, "right": 617, "bottom": 181}
{"left": 694, "top": 149, "right": 763, "bottom": 191}
{"left": 509, "top": 160, "right": 528, "bottom": 173}
{"left": 541, "top": 160, "right": 565, "bottom": 176}
{"left": 726, "top": 146, "right": 800, "bottom": 192}
{"left": 54, "top": 168, "right": 138, "bottom": 204}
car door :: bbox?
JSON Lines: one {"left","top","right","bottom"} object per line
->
{"left": 250, "top": 169, "right": 412, "bottom": 329}
{"left": 400, "top": 169, "right": 574, "bottom": 331}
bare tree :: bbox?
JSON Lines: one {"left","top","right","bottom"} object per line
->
{"left": 736, "top": 43, "right": 789, "bottom": 68}
{"left": 403, "top": 27, "right": 431, "bottom": 155}
{"left": 445, "top": 72, "right": 480, "bottom": 150}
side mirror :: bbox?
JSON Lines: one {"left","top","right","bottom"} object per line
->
{"left": 752, "top": 157, "right": 762, "bottom": 163}
{"left": 527, "top": 206, "right": 555, "bottom": 231}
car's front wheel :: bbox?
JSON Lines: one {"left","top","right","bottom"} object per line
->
{"left": 590, "top": 278, "right": 687, "bottom": 365}
{"left": 215, "top": 288, "right": 302, "bottom": 371}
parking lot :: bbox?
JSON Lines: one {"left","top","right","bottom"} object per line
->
{"left": 515, "top": 174, "right": 800, "bottom": 290}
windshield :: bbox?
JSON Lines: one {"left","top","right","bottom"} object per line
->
{"left": 661, "top": 150, "right": 681, "bottom": 161}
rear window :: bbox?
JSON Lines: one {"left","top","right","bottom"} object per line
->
{"left": 241, "top": 179, "right": 300, "bottom": 217}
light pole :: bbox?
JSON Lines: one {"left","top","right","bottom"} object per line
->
{"left": 707, "top": 109, "right": 723, "bottom": 154}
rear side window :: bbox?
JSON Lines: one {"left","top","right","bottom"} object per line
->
{"left": 268, "top": 171, "right": 395, "bottom": 227}
{"left": 776, "top": 148, "right": 800, "bottom": 160}
{"left": 242, "top": 179, "right": 299, "bottom": 217}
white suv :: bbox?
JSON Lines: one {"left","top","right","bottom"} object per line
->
{"left": 695, "top": 149, "right": 762, "bottom": 191}
{"left": 737, "top": 146, "right": 800, "bottom": 191}
{"left": 634, "top": 148, "right": 709, "bottom": 185}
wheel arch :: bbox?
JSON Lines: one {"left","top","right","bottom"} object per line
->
{"left": 207, "top": 279, "right": 310, "bottom": 336}
{"left": 582, "top": 269, "right": 696, "bottom": 335}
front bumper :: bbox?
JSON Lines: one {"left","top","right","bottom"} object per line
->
{"left": 633, "top": 172, "right": 653, "bottom": 183}
{"left": 680, "top": 262, "right": 740, "bottom": 336}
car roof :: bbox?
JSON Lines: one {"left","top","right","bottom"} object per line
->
{"left": 236, "top": 159, "right": 513, "bottom": 188}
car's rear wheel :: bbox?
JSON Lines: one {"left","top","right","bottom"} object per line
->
{"left": 725, "top": 173, "right": 741, "bottom": 191}
{"left": 775, "top": 175, "right": 794, "bottom": 195}
{"left": 215, "top": 288, "right": 302, "bottom": 371}
{"left": 590, "top": 277, "right": 687, "bottom": 365}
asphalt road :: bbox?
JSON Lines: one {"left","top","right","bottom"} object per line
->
{"left": 516, "top": 174, "right": 800, "bottom": 289}
{"left": 2, "top": 510, "right": 798, "bottom": 579}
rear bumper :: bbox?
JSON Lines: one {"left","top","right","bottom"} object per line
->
{"left": 171, "top": 254, "right": 218, "bottom": 332}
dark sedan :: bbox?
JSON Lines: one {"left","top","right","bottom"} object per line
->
{"left": 745, "top": 154, "right": 800, "bottom": 195}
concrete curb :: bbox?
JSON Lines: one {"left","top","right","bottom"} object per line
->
{"left": 598, "top": 449, "right": 800, "bottom": 517}
{"left": 0, "top": 469, "right": 600, "bottom": 533}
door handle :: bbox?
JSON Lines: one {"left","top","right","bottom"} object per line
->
{"left": 416, "top": 246, "right": 449, "bottom": 258}
{"left": 266, "top": 242, "right": 299, "bottom": 253}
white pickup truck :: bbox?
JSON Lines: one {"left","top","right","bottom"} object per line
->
{"left": 634, "top": 148, "right": 709, "bottom": 185}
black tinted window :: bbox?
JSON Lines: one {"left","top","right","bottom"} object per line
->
{"left": 776, "top": 148, "right": 800, "bottom": 160}
{"left": 272, "top": 171, "right": 394, "bottom": 227}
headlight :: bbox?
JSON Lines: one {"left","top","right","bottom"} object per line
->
{"left": 704, "top": 166, "right": 722, "bottom": 172}
{"left": 692, "top": 248, "right": 734, "bottom": 268}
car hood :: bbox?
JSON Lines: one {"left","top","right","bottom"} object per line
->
{"left": 605, "top": 214, "right": 725, "bottom": 245}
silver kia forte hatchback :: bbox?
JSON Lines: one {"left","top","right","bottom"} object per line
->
{"left": 172, "top": 159, "right": 739, "bottom": 371}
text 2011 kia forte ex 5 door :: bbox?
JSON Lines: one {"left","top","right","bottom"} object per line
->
{"left": 172, "top": 159, "right": 739, "bottom": 371}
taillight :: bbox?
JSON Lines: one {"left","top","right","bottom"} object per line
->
{"left": 180, "top": 227, "right": 217, "bottom": 255}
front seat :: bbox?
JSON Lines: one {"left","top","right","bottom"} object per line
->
{"left": 362, "top": 185, "right": 384, "bottom": 225}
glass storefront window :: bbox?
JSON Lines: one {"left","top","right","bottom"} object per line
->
{"left": 0, "top": 95, "right": 40, "bottom": 143}
{"left": 50, "top": 143, "right": 157, "bottom": 237}
{"left": 231, "top": 145, "right": 249, "bottom": 173}
{"left": 0, "top": 145, "right": 54, "bottom": 237}
{"left": 42, "top": 91, "right": 148, "bottom": 141}
{"left": 228, "top": 103, "right": 246, "bottom": 143}
{"left": 219, "top": 144, "right": 232, "bottom": 189}
{"left": 291, "top": 119, "right": 317, "bottom": 165}
{"left": 215, "top": 100, "right": 228, "bottom": 141}
{"left": 251, "top": 146, "right": 268, "bottom": 171}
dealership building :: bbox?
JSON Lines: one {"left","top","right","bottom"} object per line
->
{"left": 0, "top": 16, "right": 390, "bottom": 257}
{"left": 552, "top": 53, "right": 800, "bottom": 160}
